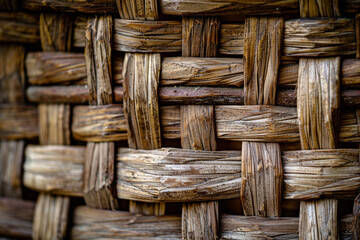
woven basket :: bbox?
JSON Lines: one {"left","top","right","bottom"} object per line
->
{"left": 1, "top": 0, "right": 360, "bottom": 239}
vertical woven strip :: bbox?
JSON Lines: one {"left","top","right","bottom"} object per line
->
{"left": 83, "top": 15, "right": 119, "bottom": 210}
{"left": 0, "top": 44, "right": 26, "bottom": 198}
{"left": 181, "top": 16, "right": 220, "bottom": 240}
{"left": 298, "top": 1, "right": 341, "bottom": 239}
{"left": 241, "top": 16, "right": 284, "bottom": 217}
{"left": 117, "top": 0, "right": 165, "bottom": 216}
{"left": 33, "top": 12, "right": 73, "bottom": 240}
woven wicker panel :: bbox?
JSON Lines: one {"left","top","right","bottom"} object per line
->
{"left": 0, "top": 0, "right": 360, "bottom": 239}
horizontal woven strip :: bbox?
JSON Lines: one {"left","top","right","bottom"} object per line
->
{"left": 22, "top": 146, "right": 360, "bottom": 201}
{"left": 1, "top": 13, "right": 357, "bottom": 57}
{"left": 0, "top": 198, "right": 355, "bottom": 239}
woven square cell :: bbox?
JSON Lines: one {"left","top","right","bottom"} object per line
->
{"left": 0, "top": 0, "right": 360, "bottom": 239}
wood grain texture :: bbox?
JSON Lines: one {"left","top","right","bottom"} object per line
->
{"left": 160, "top": 0, "right": 298, "bottom": 16}
{"left": 22, "top": 0, "right": 118, "bottom": 13}
{"left": 0, "top": 140, "right": 24, "bottom": 198}
{"left": 182, "top": 17, "right": 220, "bottom": 57}
{"left": 182, "top": 201, "right": 218, "bottom": 240}
{"left": 0, "top": 44, "right": 25, "bottom": 104}
{"left": 0, "top": 104, "right": 38, "bottom": 140}
{"left": 116, "top": 147, "right": 241, "bottom": 202}
{"left": 85, "top": 15, "right": 113, "bottom": 106}
{"left": 71, "top": 206, "right": 182, "bottom": 239}
{"left": 40, "top": 13, "right": 74, "bottom": 52}
{"left": 181, "top": 15, "right": 219, "bottom": 239}
{"left": 23, "top": 145, "right": 85, "bottom": 197}
{"left": 70, "top": 206, "right": 355, "bottom": 240}
{"left": 181, "top": 105, "right": 216, "bottom": 151}
{"left": 0, "top": 197, "right": 34, "bottom": 239}
{"left": 72, "top": 105, "right": 127, "bottom": 142}
{"left": 114, "top": 19, "right": 181, "bottom": 52}
{"left": 33, "top": 193, "right": 70, "bottom": 240}
{"left": 0, "top": 12, "right": 39, "bottom": 44}
{"left": 354, "top": 193, "right": 360, "bottom": 239}
{"left": 283, "top": 149, "right": 360, "bottom": 200}
{"left": 241, "top": 142, "right": 282, "bottom": 217}
{"left": 299, "top": 199, "right": 338, "bottom": 240}
{"left": 161, "top": 57, "right": 243, "bottom": 86}
{"left": 219, "top": 18, "right": 356, "bottom": 57}
{"left": 299, "top": 0, "right": 340, "bottom": 17}
{"left": 244, "top": 17, "right": 283, "bottom": 105}
{"left": 27, "top": 86, "right": 89, "bottom": 104}
{"left": 220, "top": 215, "right": 299, "bottom": 239}
{"left": 116, "top": 0, "right": 159, "bottom": 20}
{"left": 284, "top": 18, "right": 355, "bottom": 57}
{"left": 123, "top": 53, "right": 162, "bottom": 149}
{"left": 219, "top": 24, "right": 244, "bottom": 55}
{"left": 26, "top": 52, "right": 87, "bottom": 85}
{"left": 83, "top": 142, "right": 119, "bottom": 210}
{"left": 297, "top": 57, "right": 341, "bottom": 150}
{"left": 215, "top": 105, "right": 299, "bottom": 142}
{"left": 38, "top": 104, "right": 71, "bottom": 145}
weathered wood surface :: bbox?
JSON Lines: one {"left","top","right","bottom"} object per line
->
{"left": 123, "top": 53, "right": 162, "bottom": 149}
{"left": 40, "top": 13, "right": 73, "bottom": 52}
{"left": 182, "top": 201, "right": 218, "bottom": 240}
{"left": 83, "top": 142, "right": 119, "bottom": 209}
{"left": 298, "top": 57, "right": 341, "bottom": 149}
{"left": 24, "top": 53, "right": 360, "bottom": 87}
{"left": 70, "top": 206, "right": 355, "bottom": 239}
{"left": 283, "top": 149, "right": 360, "bottom": 200}
{"left": 299, "top": 198, "right": 338, "bottom": 240}
{"left": 215, "top": 105, "right": 299, "bottom": 142}
{"left": 27, "top": 86, "right": 89, "bottom": 103}
{"left": 71, "top": 206, "right": 182, "bottom": 239}
{"left": 38, "top": 103, "right": 71, "bottom": 145}
{"left": 160, "top": 0, "right": 299, "bottom": 16}
{"left": 0, "top": 104, "right": 38, "bottom": 139}
{"left": 70, "top": 17, "right": 357, "bottom": 56}
{"left": 22, "top": 0, "right": 118, "bottom": 13}
{"left": 0, "top": 44, "right": 26, "bottom": 104}
{"left": 220, "top": 215, "right": 299, "bottom": 239}
{"left": 0, "top": 12, "right": 39, "bottom": 44}
{"left": 244, "top": 17, "right": 283, "bottom": 105}
{"left": 26, "top": 52, "right": 87, "bottom": 85}
{"left": 181, "top": 15, "right": 220, "bottom": 239}
{"left": 241, "top": 142, "right": 282, "bottom": 217}
{"left": 117, "top": 148, "right": 241, "bottom": 202}
{"left": 116, "top": 0, "right": 159, "bottom": 20}
{"left": 300, "top": 0, "right": 340, "bottom": 17}
{"left": 85, "top": 15, "right": 113, "bottom": 106}
{"left": 284, "top": 18, "right": 355, "bottom": 57}
{"left": 159, "top": 86, "right": 244, "bottom": 105}
{"left": 114, "top": 19, "right": 182, "bottom": 52}
{"left": 161, "top": 57, "right": 243, "bottom": 86}
{"left": 72, "top": 105, "right": 127, "bottom": 142}
{"left": 23, "top": 145, "right": 85, "bottom": 197}
{"left": 19, "top": 0, "right": 360, "bottom": 14}
{"left": 0, "top": 140, "right": 24, "bottom": 198}
{"left": 182, "top": 17, "right": 220, "bottom": 57}
{"left": 0, "top": 197, "right": 34, "bottom": 239}
{"left": 181, "top": 105, "right": 216, "bottom": 151}
{"left": 33, "top": 193, "right": 70, "bottom": 240}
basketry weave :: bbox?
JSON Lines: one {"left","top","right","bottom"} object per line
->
{"left": 1, "top": 0, "right": 360, "bottom": 239}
